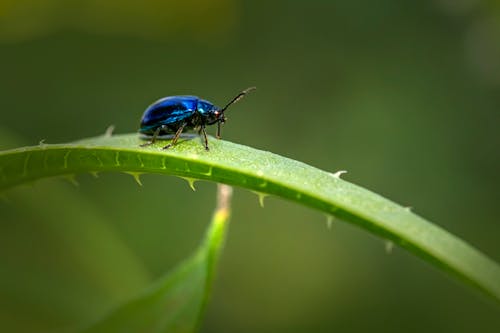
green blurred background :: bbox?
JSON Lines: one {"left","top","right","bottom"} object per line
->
{"left": 1, "top": 0, "right": 499, "bottom": 332}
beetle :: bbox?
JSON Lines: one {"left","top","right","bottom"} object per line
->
{"left": 139, "top": 87, "right": 256, "bottom": 150}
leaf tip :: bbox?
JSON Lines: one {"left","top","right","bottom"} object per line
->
{"left": 214, "top": 184, "right": 233, "bottom": 225}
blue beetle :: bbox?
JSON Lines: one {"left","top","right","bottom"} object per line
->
{"left": 139, "top": 87, "right": 255, "bottom": 150}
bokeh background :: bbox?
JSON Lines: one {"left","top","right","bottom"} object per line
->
{"left": 1, "top": 0, "right": 499, "bottom": 332}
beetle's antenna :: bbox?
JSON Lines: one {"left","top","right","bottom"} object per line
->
{"left": 220, "top": 87, "right": 256, "bottom": 113}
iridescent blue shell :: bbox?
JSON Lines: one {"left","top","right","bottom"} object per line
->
{"left": 139, "top": 96, "right": 218, "bottom": 135}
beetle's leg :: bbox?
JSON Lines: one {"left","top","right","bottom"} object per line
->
{"left": 201, "top": 125, "right": 209, "bottom": 151}
{"left": 216, "top": 121, "right": 222, "bottom": 139}
{"left": 140, "top": 126, "right": 163, "bottom": 147}
{"left": 163, "top": 123, "right": 187, "bottom": 150}
{"left": 196, "top": 125, "right": 210, "bottom": 149}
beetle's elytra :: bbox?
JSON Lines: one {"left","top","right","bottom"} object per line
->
{"left": 139, "top": 87, "right": 256, "bottom": 150}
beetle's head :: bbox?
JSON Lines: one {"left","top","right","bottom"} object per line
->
{"left": 214, "top": 109, "right": 227, "bottom": 123}
{"left": 204, "top": 107, "right": 225, "bottom": 125}
{"left": 211, "top": 109, "right": 227, "bottom": 139}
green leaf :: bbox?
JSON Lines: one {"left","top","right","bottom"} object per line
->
{"left": 79, "top": 184, "right": 232, "bottom": 333}
{"left": 1, "top": 133, "right": 500, "bottom": 304}
{"left": 0, "top": 181, "right": 153, "bottom": 332}
{"left": 0, "top": 129, "right": 152, "bottom": 331}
